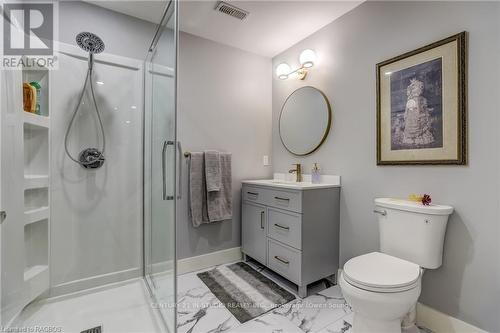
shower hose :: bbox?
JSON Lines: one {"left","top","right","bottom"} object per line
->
{"left": 64, "top": 65, "right": 106, "bottom": 167}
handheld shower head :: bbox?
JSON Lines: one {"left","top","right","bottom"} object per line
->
{"left": 76, "top": 32, "right": 105, "bottom": 54}
{"left": 76, "top": 32, "right": 105, "bottom": 71}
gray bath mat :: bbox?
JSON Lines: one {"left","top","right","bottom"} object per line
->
{"left": 197, "top": 262, "right": 295, "bottom": 323}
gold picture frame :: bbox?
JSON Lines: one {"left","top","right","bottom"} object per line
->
{"left": 376, "top": 31, "right": 467, "bottom": 165}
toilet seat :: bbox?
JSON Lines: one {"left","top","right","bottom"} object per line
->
{"left": 343, "top": 252, "right": 421, "bottom": 293}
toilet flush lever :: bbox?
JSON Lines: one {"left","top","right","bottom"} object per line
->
{"left": 373, "top": 209, "right": 387, "bottom": 216}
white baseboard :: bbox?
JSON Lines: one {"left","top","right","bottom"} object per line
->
{"left": 177, "top": 247, "right": 242, "bottom": 275}
{"left": 49, "top": 267, "right": 141, "bottom": 297}
{"left": 417, "top": 303, "right": 487, "bottom": 333}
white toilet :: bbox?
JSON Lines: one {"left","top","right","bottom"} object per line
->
{"left": 339, "top": 198, "right": 453, "bottom": 333}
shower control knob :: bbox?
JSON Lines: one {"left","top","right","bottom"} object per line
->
{"left": 79, "top": 148, "right": 105, "bottom": 169}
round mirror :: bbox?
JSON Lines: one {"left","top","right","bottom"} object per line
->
{"left": 279, "top": 86, "right": 331, "bottom": 156}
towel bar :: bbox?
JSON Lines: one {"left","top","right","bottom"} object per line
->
{"left": 184, "top": 151, "right": 230, "bottom": 157}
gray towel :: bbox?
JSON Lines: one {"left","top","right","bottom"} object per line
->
{"left": 206, "top": 153, "right": 232, "bottom": 222}
{"left": 204, "top": 150, "right": 221, "bottom": 192}
{"left": 188, "top": 152, "right": 209, "bottom": 227}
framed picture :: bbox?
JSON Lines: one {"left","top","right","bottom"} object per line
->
{"left": 376, "top": 31, "right": 467, "bottom": 165}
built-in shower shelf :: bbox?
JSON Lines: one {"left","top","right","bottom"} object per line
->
{"left": 2, "top": 55, "right": 53, "bottom": 319}
{"left": 23, "top": 112, "right": 50, "bottom": 129}
{"left": 24, "top": 174, "right": 49, "bottom": 189}
{"left": 24, "top": 207, "right": 50, "bottom": 226}
{"left": 24, "top": 265, "right": 48, "bottom": 281}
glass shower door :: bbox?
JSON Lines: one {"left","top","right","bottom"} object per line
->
{"left": 144, "top": 0, "right": 177, "bottom": 331}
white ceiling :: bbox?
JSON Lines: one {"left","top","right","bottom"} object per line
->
{"left": 86, "top": 1, "right": 168, "bottom": 24}
{"left": 179, "top": 1, "right": 362, "bottom": 57}
{"left": 86, "top": 0, "right": 362, "bottom": 58}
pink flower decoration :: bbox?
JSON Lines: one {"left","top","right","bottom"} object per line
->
{"left": 422, "top": 194, "right": 432, "bottom": 206}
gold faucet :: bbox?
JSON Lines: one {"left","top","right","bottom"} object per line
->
{"left": 289, "top": 163, "right": 302, "bottom": 182}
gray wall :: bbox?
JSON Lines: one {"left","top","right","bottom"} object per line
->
{"left": 272, "top": 2, "right": 499, "bottom": 332}
{"left": 177, "top": 32, "right": 273, "bottom": 260}
{"left": 59, "top": 1, "right": 157, "bottom": 60}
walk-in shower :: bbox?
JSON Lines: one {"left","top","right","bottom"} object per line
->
{"left": 64, "top": 32, "right": 106, "bottom": 169}
{"left": 0, "top": 0, "right": 178, "bottom": 331}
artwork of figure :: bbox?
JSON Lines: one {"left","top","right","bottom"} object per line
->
{"left": 377, "top": 32, "right": 467, "bottom": 165}
{"left": 390, "top": 58, "right": 443, "bottom": 150}
{"left": 402, "top": 78, "right": 434, "bottom": 145}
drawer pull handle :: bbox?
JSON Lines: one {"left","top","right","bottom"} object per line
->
{"left": 274, "top": 196, "right": 290, "bottom": 201}
{"left": 274, "top": 256, "right": 290, "bottom": 265}
{"left": 373, "top": 209, "right": 387, "bottom": 216}
{"left": 247, "top": 192, "right": 259, "bottom": 196}
{"left": 260, "top": 211, "right": 265, "bottom": 229}
{"left": 274, "top": 223, "right": 290, "bottom": 230}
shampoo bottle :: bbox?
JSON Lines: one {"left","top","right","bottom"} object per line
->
{"left": 311, "top": 163, "right": 321, "bottom": 184}
{"left": 29, "top": 81, "right": 41, "bottom": 115}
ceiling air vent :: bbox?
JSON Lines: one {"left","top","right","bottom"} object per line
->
{"left": 215, "top": 1, "right": 249, "bottom": 20}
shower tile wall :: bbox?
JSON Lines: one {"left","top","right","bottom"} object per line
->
{"left": 49, "top": 47, "right": 143, "bottom": 294}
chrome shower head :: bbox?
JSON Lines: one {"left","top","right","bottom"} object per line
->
{"left": 76, "top": 32, "right": 105, "bottom": 54}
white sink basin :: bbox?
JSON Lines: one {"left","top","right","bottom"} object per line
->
{"left": 243, "top": 175, "right": 341, "bottom": 190}
{"left": 271, "top": 180, "right": 298, "bottom": 184}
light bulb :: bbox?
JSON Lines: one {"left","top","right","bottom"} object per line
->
{"left": 276, "top": 63, "right": 291, "bottom": 80}
{"left": 299, "top": 49, "right": 316, "bottom": 68}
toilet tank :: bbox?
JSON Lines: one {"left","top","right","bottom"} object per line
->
{"left": 374, "top": 198, "right": 453, "bottom": 269}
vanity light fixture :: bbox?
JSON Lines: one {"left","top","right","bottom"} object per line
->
{"left": 299, "top": 49, "right": 317, "bottom": 68}
{"left": 276, "top": 63, "right": 292, "bottom": 80}
{"left": 276, "top": 49, "right": 317, "bottom": 80}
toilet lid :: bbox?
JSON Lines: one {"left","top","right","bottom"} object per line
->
{"left": 343, "top": 252, "right": 421, "bottom": 292}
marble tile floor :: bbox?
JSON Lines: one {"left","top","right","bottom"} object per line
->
{"left": 177, "top": 260, "right": 352, "bottom": 333}
{"left": 177, "top": 260, "right": 432, "bottom": 333}
{"left": 9, "top": 261, "right": 431, "bottom": 333}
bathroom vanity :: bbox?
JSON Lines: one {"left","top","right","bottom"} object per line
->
{"left": 241, "top": 177, "right": 340, "bottom": 297}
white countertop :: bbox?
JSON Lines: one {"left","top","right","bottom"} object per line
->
{"left": 242, "top": 174, "right": 341, "bottom": 190}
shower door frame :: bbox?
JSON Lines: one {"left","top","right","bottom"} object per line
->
{"left": 143, "top": 0, "right": 178, "bottom": 331}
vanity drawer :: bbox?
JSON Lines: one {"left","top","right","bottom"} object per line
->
{"left": 268, "top": 208, "right": 302, "bottom": 250}
{"left": 267, "top": 189, "right": 301, "bottom": 213}
{"left": 268, "top": 239, "right": 301, "bottom": 284}
{"left": 242, "top": 185, "right": 266, "bottom": 205}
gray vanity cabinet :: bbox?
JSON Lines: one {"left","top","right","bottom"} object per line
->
{"left": 241, "top": 182, "right": 340, "bottom": 298}
{"left": 241, "top": 202, "right": 267, "bottom": 265}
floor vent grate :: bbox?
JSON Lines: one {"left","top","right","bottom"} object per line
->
{"left": 80, "top": 326, "right": 102, "bottom": 333}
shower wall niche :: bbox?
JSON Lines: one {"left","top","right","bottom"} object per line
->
{"left": 22, "top": 62, "right": 51, "bottom": 304}
{"left": 0, "top": 59, "right": 51, "bottom": 326}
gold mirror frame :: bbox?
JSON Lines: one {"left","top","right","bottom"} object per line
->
{"left": 279, "top": 86, "right": 332, "bottom": 156}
